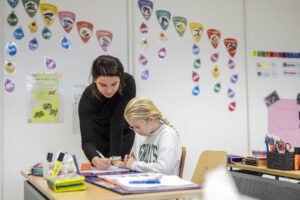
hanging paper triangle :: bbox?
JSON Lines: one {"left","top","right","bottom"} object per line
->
{"left": 138, "top": 0, "right": 153, "bottom": 20}
{"left": 96, "top": 30, "right": 113, "bottom": 52}
{"left": 7, "top": 0, "right": 20, "bottom": 8}
{"left": 156, "top": 10, "right": 171, "bottom": 31}
{"left": 76, "top": 21, "right": 93, "bottom": 43}
{"left": 40, "top": 3, "right": 58, "bottom": 26}
{"left": 58, "top": 11, "right": 76, "bottom": 33}
{"left": 189, "top": 22, "right": 203, "bottom": 43}
{"left": 22, "top": 0, "right": 39, "bottom": 18}
{"left": 224, "top": 38, "right": 237, "bottom": 57}
{"left": 172, "top": 16, "right": 187, "bottom": 37}
{"left": 207, "top": 29, "right": 221, "bottom": 48}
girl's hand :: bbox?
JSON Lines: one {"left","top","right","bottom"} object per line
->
{"left": 124, "top": 154, "right": 130, "bottom": 163}
{"left": 112, "top": 160, "right": 125, "bottom": 167}
{"left": 91, "top": 156, "right": 111, "bottom": 170}
{"left": 125, "top": 156, "right": 136, "bottom": 169}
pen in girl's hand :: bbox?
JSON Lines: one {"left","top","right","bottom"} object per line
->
{"left": 96, "top": 150, "right": 105, "bottom": 158}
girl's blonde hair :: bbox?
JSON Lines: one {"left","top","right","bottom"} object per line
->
{"left": 124, "top": 97, "right": 178, "bottom": 136}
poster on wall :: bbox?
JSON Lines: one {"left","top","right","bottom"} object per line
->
{"left": 27, "top": 73, "right": 63, "bottom": 123}
{"left": 72, "top": 84, "right": 86, "bottom": 134}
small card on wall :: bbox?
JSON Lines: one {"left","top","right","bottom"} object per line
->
{"left": 264, "top": 91, "right": 280, "bottom": 107}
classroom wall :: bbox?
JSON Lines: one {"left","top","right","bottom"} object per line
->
{"left": 0, "top": 0, "right": 4, "bottom": 198}
{"left": 131, "top": 0, "right": 248, "bottom": 180}
{"left": 245, "top": 0, "right": 300, "bottom": 151}
{"left": 2, "top": 0, "right": 128, "bottom": 199}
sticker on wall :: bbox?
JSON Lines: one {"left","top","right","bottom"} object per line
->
{"left": 227, "top": 88, "right": 235, "bottom": 98}
{"left": 228, "top": 58, "right": 235, "bottom": 70}
{"left": 96, "top": 30, "right": 113, "bottom": 52}
{"left": 189, "top": 23, "right": 203, "bottom": 43}
{"left": 58, "top": 11, "right": 76, "bottom": 33}
{"left": 140, "top": 39, "right": 148, "bottom": 50}
{"left": 4, "top": 79, "right": 15, "bottom": 93}
{"left": 193, "top": 58, "right": 201, "bottom": 69}
{"left": 138, "top": 0, "right": 153, "bottom": 20}
{"left": 257, "top": 71, "right": 279, "bottom": 78}
{"left": 28, "top": 37, "right": 38, "bottom": 51}
{"left": 42, "top": 26, "right": 52, "bottom": 39}
{"left": 212, "top": 66, "right": 220, "bottom": 78}
{"left": 283, "top": 62, "right": 300, "bottom": 68}
{"left": 158, "top": 47, "right": 166, "bottom": 59}
{"left": 28, "top": 21, "right": 38, "bottom": 33}
{"left": 7, "top": 11, "right": 18, "bottom": 26}
{"left": 5, "top": 41, "right": 18, "bottom": 56}
{"left": 207, "top": 29, "right": 221, "bottom": 49}
{"left": 192, "top": 71, "right": 199, "bottom": 82}
{"left": 44, "top": 56, "right": 56, "bottom": 70}
{"left": 40, "top": 3, "right": 58, "bottom": 26}
{"left": 4, "top": 60, "right": 16, "bottom": 74}
{"left": 8, "top": 0, "right": 20, "bottom": 8}
{"left": 60, "top": 36, "right": 71, "bottom": 50}
{"left": 224, "top": 38, "right": 237, "bottom": 57}
{"left": 140, "top": 69, "right": 149, "bottom": 80}
{"left": 283, "top": 70, "right": 300, "bottom": 77}
{"left": 228, "top": 101, "right": 236, "bottom": 112}
{"left": 257, "top": 62, "right": 276, "bottom": 69}
{"left": 22, "top": 0, "right": 39, "bottom": 18}
{"left": 213, "top": 82, "right": 221, "bottom": 93}
{"left": 14, "top": 27, "right": 24, "bottom": 40}
{"left": 159, "top": 32, "right": 167, "bottom": 43}
{"left": 140, "top": 22, "right": 148, "bottom": 34}
{"left": 192, "top": 44, "right": 200, "bottom": 55}
{"left": 139, "top": 54, "right": 148, "bottom": 66}
{"left": 76, "top": 21, "right": 93, "bottom": 43}
{"left": 230, "top": 74, "right": 238, "bottom": 84}
{"left": 172, "top": 16, "right": 187, "bottom": 37}
{"left": 210, "top": 52, "right": 219, "bottom": 63}
{"left": 156, "top": 10, "right": 171, "bottom": 31}
{"left": 192, "top": 85, "right": 200, "bottom": 96}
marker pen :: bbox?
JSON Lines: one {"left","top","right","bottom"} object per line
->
{"left": 51, "top": 152, "right": 65, "bottom": 177}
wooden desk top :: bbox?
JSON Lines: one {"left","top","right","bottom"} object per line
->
{"left": 21, "top": 170, "right": 202, "bottom": 200}
{"left": 228, "top": 163, "right": 300, "bottom": 179}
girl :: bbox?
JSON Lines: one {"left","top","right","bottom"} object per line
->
{"left": 123, "top": 97, "right": 181, "bottom": 175}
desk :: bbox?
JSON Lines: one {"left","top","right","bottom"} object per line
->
{"left": 21, "top": 170, "right": 202, "bottom": 200}
{"left": 228, "top": 163, "right": 300, "bottom": 180}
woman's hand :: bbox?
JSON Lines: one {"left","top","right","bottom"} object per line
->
{"left": 91, "top": 156, "right": 111, "bottom": 170}
{"left": 125, "top": 156, "right": 136, "bottom": 169}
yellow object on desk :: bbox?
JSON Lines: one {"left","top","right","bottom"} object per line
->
{"left": 47, "top": 174, "right": 86, "bottom": 192}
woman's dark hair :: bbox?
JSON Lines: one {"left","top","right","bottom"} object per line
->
{"left": 90, "top": 55, "right": 124, "bottom": 99}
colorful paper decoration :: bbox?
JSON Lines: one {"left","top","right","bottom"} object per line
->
{"left": 7, "top": 11, "right": 18, "bottom": 26}
{"left": 172, "top": 16, "right": 187, "bottom": 37}
{"left": 213, "top": 82, "right": 221, "bottom": 93}
{"left": 28, "top": 21, "right": 38, "bottom": 33}
{"left": 28, "top": 37, "right": 38, "bottom": 51}
{"left": 224, "top": 38, "right": 237, "bottom": 57}
{"left": 58, "top": 11, "right": 75, "bottom": 33}
{"left": 61, "top": 36, "right": 71, "bottom": 49}
{"left": 159, "top": 32, "right": 167, "bottom": 42}
{"left": 4, "top": 60, "right": 16, "bottom": 74}
{"left": 193, "top": 58, "right": 201, "bottom": 69}
{"left": 139, "top": 54, "right": 148, "bottom": 66}
{"left": 141, "top": 69, "right": 149, "bottom": 80}
{"left": 192, "top": 44, "right": 200, "bottom": 55}
{"left": 210, "top": 53, "right": 219, "bottom": 63}
{"left": 96, "top": 30, "right": 113, "bottom": 52}
{"left": 14, "top": 27, "right": 24, "bottom": 40}
{"left": 189, "top": 23, "right": 203, "bottom": 43}
{"left": 207, "top": 29, "right": 221, "bottom": 49}
{"left": 230, "top": 74, "right": 238, "bottom": 84}
{"left": 192, "top": 71, "right": 199, "bottom": 82}
{"left": 44, "top": 56, "right": 56, "bottom": 70}
{"left": 140, "top": 39, "right": 148, "bottom": 50}
{"left": 4, "top": 79, "right": 15, "bottom": 92}
{"left": 140, "top": 23, "right": 148, "bottom": 34}
{"left": 253, "top": 50, "right": 300, "bottom": 59}
{"left": 76, "top": 21, "right": 93, "bottom": 43}
{"left": 228, "top": 58, "right": 235, "bottom": 70}
{"left": 7, "top": 0, "right": 20, "bottom": 8}
{"left": 227, "top": 88, "right": 235, "bottom": 98}
{"left": 192, "top": 85, "right": 200, "bottom": 96}
{"left": 40, "top": 3, "right": 58, "bottom": 26}
{"left": 212, "top": 66, "right": 220, "bottom": 78}
{"left": 42, "top": 26, "right": 52, "bottom": 39}
{"left": 158, "top": 48, "right": 166, "bottom": 59}
{"left": 156, "top": 10, "right": 171, "bottom": 31}
{"left": 228, "top": 101, "right": 236, "bottom": 111}
{"left": 22, "top": 0, "right": 39, "bottom": 18}
{"left": 138, "top": 0, "right": 153, "bottom": 20}
{"left": 5, "top": 41, "right": 17, "bottom": 56}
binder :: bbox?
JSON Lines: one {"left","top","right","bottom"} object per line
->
{"left": 47, "top": 174, "right": 86, "bottom": 192}
{"left": 227, "top": 154, "right": 244, "bottom": 164}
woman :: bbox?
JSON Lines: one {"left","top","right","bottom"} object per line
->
{"left": 79, "top": 55, "right": 136, "bottom": 170}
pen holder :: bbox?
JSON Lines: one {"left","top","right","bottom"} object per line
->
{"left": 267, "top": 152, "right": 294, "bottom": 170}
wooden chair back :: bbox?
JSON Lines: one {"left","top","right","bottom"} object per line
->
{"left": 179, "top": 146, "right": 186, "bottom": 178}
{"left": 191, "top": 150, "right": 227, "bottom": 185}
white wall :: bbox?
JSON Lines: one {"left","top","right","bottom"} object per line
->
{"left": 246, "top": 0, "right": 300, "bottom": 151}
{"left": 2, "top": 0, "right": 128, "bottom": 199}
{"left": 0, "top": 0, "right": 4, "bottom": 198}
{"left": 132, "top": 0, "right": 248, "bottom": 180}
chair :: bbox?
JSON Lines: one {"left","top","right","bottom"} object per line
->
{"left": 191, "top": 150, "right": 227, "bottom": 185}
{"left": 179, "top": 146, "right": 186, "bottom": 178}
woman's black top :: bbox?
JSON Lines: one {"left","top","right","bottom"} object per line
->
{"left": 79, "top": 73, "right": 136, "bottom": 161}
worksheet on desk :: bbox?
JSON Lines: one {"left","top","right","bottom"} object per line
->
{"left": 80, "top": 166, "right": 130, "bottom": 176}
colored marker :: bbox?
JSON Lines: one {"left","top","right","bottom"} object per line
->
{"left": 129, "top": 180, "right": 160, "bottom": 184}
{"left": 72, "top": 155, "right": 81, "bottom": 175}
{"left": 51, "top": 152, "right": 65, "bottom": 177}
{"left": 47, "top": 152, "right": 53, "bottom": 162}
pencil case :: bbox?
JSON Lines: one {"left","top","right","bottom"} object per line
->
{"left": 267, "top": 152, "right": 294, "bottom": 170}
